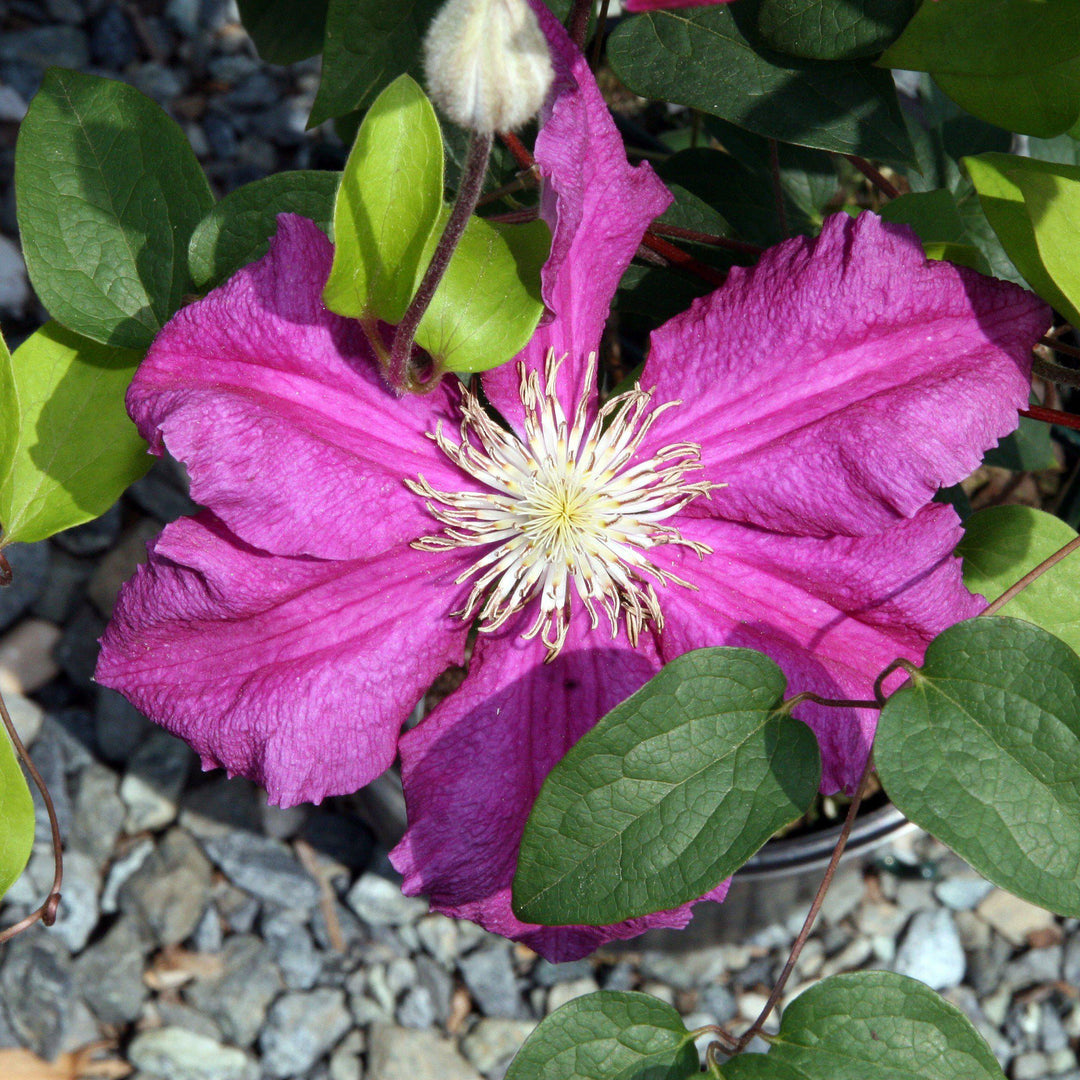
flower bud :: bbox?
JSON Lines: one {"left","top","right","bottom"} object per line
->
{"left": 423, "top": 0, "right": 555, "bottom": 133}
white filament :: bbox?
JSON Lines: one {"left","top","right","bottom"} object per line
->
{"left": 407, "top": 350, "right": 716, "bottom": 660}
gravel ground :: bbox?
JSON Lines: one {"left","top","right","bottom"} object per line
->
{"left": 1, "top": 3, "right": 1079, "bottom": 1079}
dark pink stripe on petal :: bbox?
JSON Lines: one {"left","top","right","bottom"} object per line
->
{"left": 641, "top": 213, "right": 1049, "bottom": 538}
{"left": 95, "top": 513, "right": 473, "bottom": 807}
{"left": 652, "top": 503, "right": 983, "bottom": 793}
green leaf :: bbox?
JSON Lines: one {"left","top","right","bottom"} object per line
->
{"left": 879, "top": 189, "right": 966, "bottom": 244}
{"left": 982, "top": 414, "right": 1057, "bottom": 473}
{"left": 189, "top": 171, "right": 339, "bottom": 290}
{"left": 323, "top": 75, "right": 444, "bottom": 326}
{"left": 512, "top": 648, "right": 821, "bottom": 926}
{"left": 1028, "top": 132, "right": 1080, "bottom": 166}
{"left": 607, "top": 4, "right": 914, "bottom": 164}
{"left": 1011, "top": 168, "right": 1080, "bottom": 324}
{"left": 237, "top": 0, "right": 329, "bottom": 64}
{"left": 0, "top": 322, "right": 150, "bottom": 546}
{"left": 876, "top": 617, "right": 1080, "bottom": 918}
{"left": 0, "top": 723, "right": 34, "bottom": 900}
{"left": 309, "top": 0, "right": 442, "bottom": 127}
{"left": 879, "top": 0, "right": 1080, "bottom": 75}
{"left": 768, "top": 971, "right": 1005, "bottom": 1079}
{"left": 934, "top": 60, "right": 1080, "bottom": 139}
{"left": 15, "top": 69, "right": 214, "bottom": 350}
{"left": 417, "top": 215, "right": 549, "bottom": 374}
{"left": 958, "top": 506, "right": 1080, "bottom": 655}
{"left": 965, "top": 153, "right": 1080, "bottom": 326}
{"left": 504, "top": 991, "right": 698, "bottom": 1080}
{"left": 0, "top": 330, "right": 17, "bottom": 494}
{"left": 720, "top": 1058, "right": 811, "bottom": 1080}
{"left": 753, "top": 0, "right": 916, "bottom": 61}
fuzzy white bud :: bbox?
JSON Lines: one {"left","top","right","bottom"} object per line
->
{"left": 423, "top": 0, "right": 555, "bottom": 133}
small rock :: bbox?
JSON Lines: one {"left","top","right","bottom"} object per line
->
{"left": 0, "top": 617, "right": 61, "bottom": 691}
{"left": 461, "top": 1019, "right": 538, "bottom": 1075}
{"left": 258, "top": 989, "right": 351, "bottom": 1078}
{"left": 0, "top": 233, "right": 29, "bottom": 317}
{"left": 459, "top": 947, "right": 525, "bottom": 1019}
{"left": 398, "top": 986, "right": 436, "bottom": 1029}
{"left": 180, "top": 775, "right": 263, "bottom": 838}
{"left": 54, "top": 504, "right": 122, "bottom": 557}
{"left": 89, "top": 4, "right": 139, "bottom": 68}
{"left": 547, "top": 977, "right": 600, "bottom": 1014}
{"left": 100, "top": 836, "right": 154, "bottom": 913}
{"left": 119, "top": 828, "right": 212, "bottom": 945}
{"left": 819, "top": 867, "right": 865, "bottom": 924}
{"left": 0, "top": 928, "right": 73, "bottom": 1059}
{"left": 190, "top": 905, "right": 224, "bottom": 954}
{"left": 69, "top": 762, "right": 126, "bottom": 863}
{"left": 183, "top": 933, "right": 283, "bottom": 1048}
{"left": 639, "top": 948, "right": 727, "bottom": 990}
{"left": 54, "top": 605, "right": 106, "bottom": 689}
{"left": 75, "top": 916, "right": 153, "bottom": 1025}
{"left": 415, "top": 954, "right": 455, "bottom": 1024}
{"left": 367, "top": 1024, "right": 482, "bottom": 1080}
{"left": 151, "top": 1000, "right": 224, "bottom": 1042}
{"left": 94, "top": 686, "right": 152, "bottom": 765}
{"left": 1064, "top": 934, "right": 1080, "bottom": 985}
{"left": 893, "top": 909, "right": 965, "bottom": 991}
{"left": 934, "top": 876, "right": 995, "bottom": 912}
{"left": 132, "top": 60, "right": 187, "bottom": 105}
{"left": 86, "top": 518, "right": 159, "bottom": 617}
{"left": 31, "top": 548, "right": 93, "bottom": 624}
{"left": 328, "top": 1030, "right": 365, "bottom": 1080}
{"left": 127, "top": 464, "right": 197, "bottom": 524}
{"left": 416, "top": 913, "right": 461, "bottom": 967}
{"left": 45, "top": 0, "right": 85, "bottom": 22}
{"left": 4, "top": 688, "right": 44, "bottom": 747}
{"left": 820, "top": 937, "right": 873, "bottom": 978}
{"left": 1042, "top": 1003, "right": 1070, "bottom": 1054}
{"left": 978, "top": 890, "right": 1058, "bottom": 946}
{"left": 0, "top": 86, "right": 26, "bottom": 123}
{"left": 699, "top": 983, "right": 738, "bottom": 1024}
{"left": 1012, "top": 1051, "right": 1051, "bottom": 1080}
{"left": 299, "top": 811, "right": 375, "bottom": 873}
{"left": 531, "top": 958, "right": 594, "bottom": 986}
{"left": 347, "top": 872, "right": 428, "bottom": 926}
{"left": 202, "top": 831, "right": 320, "bottom": 911}
{"left": 0, "top": 541, "right": 49, "bottom": 633}
{"left": 226, "top": 72, "right": 280, "bottom": 109}
{"left": 120, "top": 729, "right": 193, "bottom": 832}
{"left": 165, "top": 0, "right": 202, "bottom": 35}
{"left": 1003, "top": 946, "right": 1063, "bottom": 988}
{"left": 49, "top": 850, "right": 100, "bottom": 952}
{"left": 0, "top": 26, "right": 89, "bottom": 70}
{"left": 263, "top": 908, "right": 322, "bottom": 989}
{"left": 128, "top": 1027, "right": 255, "bottom": 1080}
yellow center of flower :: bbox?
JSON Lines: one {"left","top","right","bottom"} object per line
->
{"left": 406, "top": 349, "right": 716, "bottom": 660}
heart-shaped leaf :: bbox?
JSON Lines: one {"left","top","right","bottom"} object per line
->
{"left": 0, "top": 723, "right": 34, "bottom": 900}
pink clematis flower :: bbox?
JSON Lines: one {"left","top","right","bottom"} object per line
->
{"left": 97, "top": 2, "right": 1047, "bottom": 960}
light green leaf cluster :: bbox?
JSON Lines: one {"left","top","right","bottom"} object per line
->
{"left": 0, "top": 719, "right": 34, "bottom": 901}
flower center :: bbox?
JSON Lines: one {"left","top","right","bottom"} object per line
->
{"left": 406, "top": 350, "right": 716, "bottom": 660}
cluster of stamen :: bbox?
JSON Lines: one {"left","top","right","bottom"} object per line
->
{"left": 406, "top": 350, "right": 715, "bottom": 660}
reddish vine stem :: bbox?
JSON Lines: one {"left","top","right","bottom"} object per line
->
{"left": 0, "top": 550, "right": 11, "bottom": 587}
{"left": 845, "top": 155, "right": 901, "bottom": 200}
{"left": 768, "top": 139, "right": 788, "bottom": 238}
{"left": 733, "top": 752, "right": 877, "bottom": 1052}
{"left": 388, "top": 129, "right": 493, "bottom": 392}
{"left": 648, "top": 222, "right": 764, "bottom": 256}
{"left": 568, "top": 0, "right": 592, "bottom": 49}
{"left": 501, "top": 131, "right": 534, "bottom": 170}
{"left": 785, "top": 691, "right": 882, "bottom": 712}
{"left": 983, "top": 535, "right": 1080, "bottom": 617}
{"left": 0, "top": 687, "right": 63, "bottom": 945}
{"left": 641, "top": 233, "right": 729, "bottom": 287}
{"left": 1021, "top": 403, "right": 1080, "bottom": 431}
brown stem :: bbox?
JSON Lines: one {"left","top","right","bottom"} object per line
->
{"left": 1040, "top": 334, "right": 1080, "bottom": 361}
{"left": 1033, "top": 355, "right": 1080, "bottom": 389}
{"left": 591, "top": 0, "right": 611, "bottom": 67}
{"left": 568, "top": 0, "right": 592, "bottom": 49}
{"left": 388, "top": 129, "right": 493, "bottom": 393}
{"left": 0, "top": 688, "right": 63, "bottom": 944}
{"left": 0, "top": 550, "right": 11, "bottom": 588}
{"left": 983, "top": 535, "right": 1080, "bottom": 617}
{"left": 785, "top": 691, "right": 882, "bottom": 712}
{"left": 488, "top": 208, "right": 540, "bottom": 225}
{"left": 769, "top": 139, "right": 788, "bottom": 238}
{"left": 845, "top": 155, "right": 901, "bottom": 200}
{"left": 648, "top": 222, "right": 764, "bottom": 256}
{"left": 1020, "top": 403, "right": 1080, "bottom": 431}
{"left": 501, "top": 131, "right": 534, "bottom": 170}
{"left": 692, "top": 1024, "right": 739, "bottom": 1052}
{"left": 476, "top": 171, "right": 537, "bottom": 208}
{"left": 733, "top": 753, "right": 876, "bottom": 1052}
{"left": 873, "top": 658, "right": 917, "bottom": 706}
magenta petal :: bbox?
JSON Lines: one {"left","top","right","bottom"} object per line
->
{"left": 128, "top": 214, "right": 479, "bottom": 561}
{"left": 483, "top": 1, "right": 672, "bottom": 435}
{"left": 391, "top": 618, "right": 729, "bottom": 963}
{"left": 95, "top": 513, "right": 472, "bottom": 807}
{"left": 652, "top": 504, "right": 983, "bottom": 792}
{"left": 641, "top": 213, "right": 1049, "bottom": 537}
